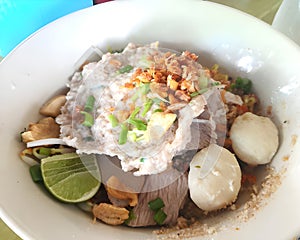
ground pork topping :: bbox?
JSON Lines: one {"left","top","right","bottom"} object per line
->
{"left": 56, "top": 43, "right": 226, "bottom": 176}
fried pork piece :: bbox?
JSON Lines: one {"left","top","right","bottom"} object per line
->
{"left": 39, "top": 95, "right": 66, "bottom": 117}
{"left": 92, "top": 203, "right": 129, "bottom": 225}
{"left": 21, "top": 117, "right": 60, "bottom": 143}
{"left": 105, "top": 176, "right": 138, "bottom": 207}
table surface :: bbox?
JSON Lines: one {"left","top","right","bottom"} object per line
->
{"left": 0, "top": 0, "right": 283, "bottom": 239}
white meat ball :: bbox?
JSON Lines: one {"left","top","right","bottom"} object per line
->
{"left": 188, "top": 144, "right": 241, "bottom": 212}
{"left": 230, "top": 112, "right": 279, "bottom": 165}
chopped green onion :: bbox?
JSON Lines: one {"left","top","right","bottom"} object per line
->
{"left": 195, "top": 165, "right": 201, "bottom": 168}
{"left": 140, "top": 158, "right": 145, "bottom": 162}
{"left": 129, "top": 107, "right": 141, "bottom": 119}
{"left": 29, "top": 164, "right": 43, "bottom": 182}
{"left": 153, "top": 209, "right": 167, "bottom": 225}
{"left": 131, "top": 83, "right": 150, "bottom": 102}
{"left": 32, "top": 147, "right": 75, "bottom": 159}
{"left": 190, "top": 92, "right": 200, "bottom": 97}
{"left": 148, "top": 197, "right": 167, "bottom": 225}
{"left": 148, "top": 197, "right": 165, "bottom": 211}
{"left": 140, "top": 83, "right": 150, "bottom": 95}
{"left": 81, "top": 111, "right": 94, "bottom": 127}
{"left": 128, "top": 118, "right": 147, "bottom": 131}
{"left": 190, "top": 88, "right": 209, "bottom": 97}
{"left": 33, "top": 147, "right": 51, "bottom": 159}
{"left": 124, "top": 209, "right": 136, "bottom": 225}
{"left": 141, "top": 99, "right": 153, "bottom": 117}
{"left": 39, "top": 147, "right": 51, "bottom": 156}
{"left": 131, "top": 91, "right": 140, "bottom": 102}
{"left": 212, "top": 81, "right": 221, "bottom": 86}
{"left": 230, "top": 77, "right": 252, "bottom": 94}
{"left": 198, "top": 75, "right": 209, "bottom": 89}
{"left": 117, "top": 65, "right": 133, "bottom": 74}
{"left": 119, "top": 123, "right": 128, "bottom": 145}
{"left": 128, "top": 129, "right": 146, "bottom": 142}
{"left": 108, "top": 114, "right": 119, "bottom": 127}
{"left": 84, "top": 95, "right": 96, "bottom": 112}
{"left": 154, "top": 108, "right": 163, "bottom": 113}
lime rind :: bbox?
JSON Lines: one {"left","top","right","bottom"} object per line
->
{"left": 41, "top": 153, "right": 101, "bottom": 203}
{"left": 43, "top": 163, "right": 97, "bottom": 177}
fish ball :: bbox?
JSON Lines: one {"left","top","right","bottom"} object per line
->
{"left": 188, "top": 144, "right": 241, "bottom": 212}
{"left": 230, "top": 112, "right": 279, "bottom": 165}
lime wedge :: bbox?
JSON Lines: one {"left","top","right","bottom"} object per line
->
{"left": 41, "top": 153, "right": 101, "bottom": 203}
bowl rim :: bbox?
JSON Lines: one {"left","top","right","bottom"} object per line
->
{"left": 1, "top": 1, "right": 300, "bottom": 240}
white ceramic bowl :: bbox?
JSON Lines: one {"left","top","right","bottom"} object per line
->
{"left": 272, "top": 0, "right": 300, "bottom": 46}
{"left": 1, "top": 1, "right": 300, "bottom": 239}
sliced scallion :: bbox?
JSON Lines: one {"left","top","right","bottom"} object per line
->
{"left": 153, "top": 209, "right": 167, "bottom": 225}
{"left": 81, "top": 111, "right": 94, "bottom": 127}
{"left": 108, "top": 114, "right": 119, "bottom": 127}
{"left": 84, "top": 95, "right": 96, "bottom": 112}
{"left": 33, "top": 147, "right": 51, "bottom": 159}
{"left": 128, "top": 118, "right": 147, "bottom": 131}
{"left": 140, "top": 83, "right": 150, "bottom": 95}
{"left": 154, "top": 108, "right": 163, "bottom": 113}
{"left": 117, "top": 65, "right": 133, "bottom": 74}
{"left": 29, "top": 164, "right": 43, "bottom": 182}
{"left": 212, "top": 81, "right": 221, "bottom": 86}
{"left": 231, "top": 77, "right": 252, "bottom": 94}
{"left": 129, "top": 107, "right": 141, "bottom": 119}
{"left": 131, "top": 91, "right": 139, "bottom": 102}
{"left": 39, "top": 147, "right": 51, "bottom": 156}
{"left": 148, "top": 197, "right": 165, "bottom": 211}
{"left": 124, "top": 209, "right": 136, "bottom": 225}
{"left": 190, "top": 91, "right": 200, "bottom": 97}
{"left": 131, "top": 83, "right": 150, "bottom": 102}
{"left": 119, "top": 123, "right": 128, "bottom": 145}
{"left": 190, "top": 88, "right": 209, "bottom": 98}
{"left": 141, "top": 99, "right": 153, "bottom": 117}
{"left": 198, "top": 75, "right": 209, "bottom": 89}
